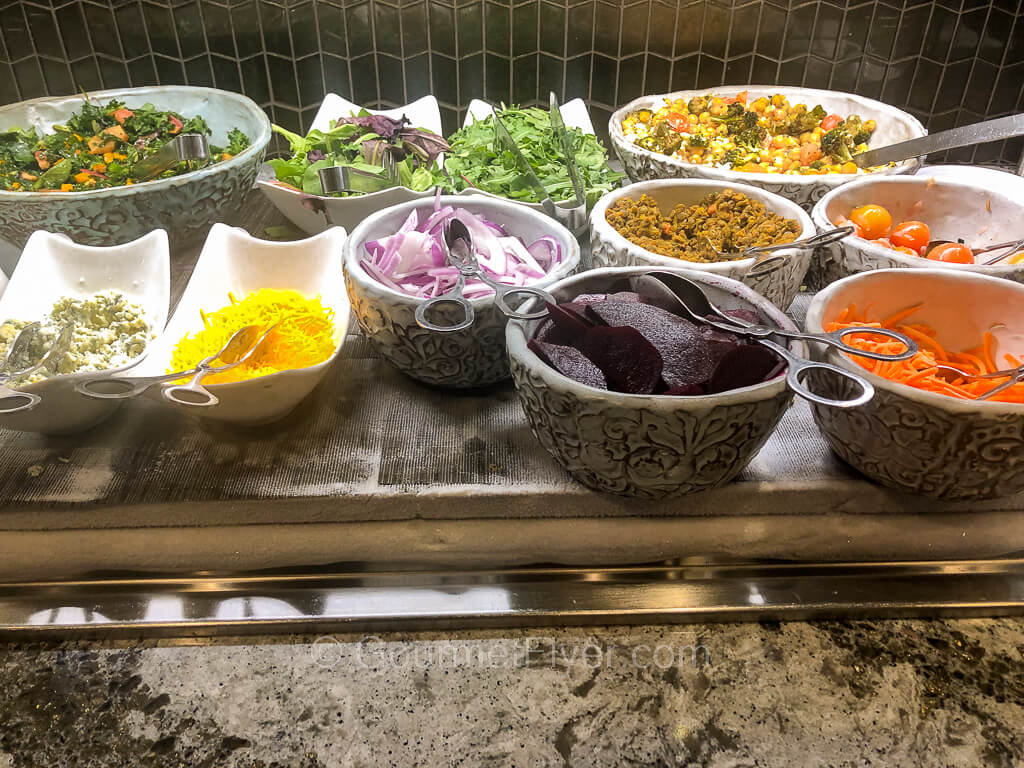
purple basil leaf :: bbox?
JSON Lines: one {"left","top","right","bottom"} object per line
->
{"left": 306, "top": 149, "right": 325, "bottom": 163}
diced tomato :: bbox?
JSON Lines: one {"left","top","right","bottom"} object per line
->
{"left": 34, "top": 150, "right": 50, "bottom": 170}
{"left": 666, "top": 112, "right": 689, "bottom": 133}
{"left": 112, "top": 108, "right": 134, "bottom": 124}
{"left": 168, "top": 115, "right": 183, "bottom": 134}
{"left": 820, "top": 114, "right": 843, "bottom": 131}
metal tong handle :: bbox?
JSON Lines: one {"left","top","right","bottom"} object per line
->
{"left": 0, "top": 322, "right": 74, "bottom": 415}
{"left": 134, "top": 134, "right": 210, "bottom": 182}
{"left": 414, "top": 272, "right": 475, "bottom": 332}
{"left": 734, "top": 324, "right": 918, "bottom": 362}
{"left": 759, "top": 339, "right": 874, "bottom": 409}
{"left": 981, "top": 237, "right": 1024, "bottom": 266}
{"left": 745, "top": 226, "right": 855, "bottom": 278}
{"left": 76, "top": 369, "right": 197, "bottom": 400}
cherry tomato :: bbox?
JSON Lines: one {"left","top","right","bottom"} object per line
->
{"left": 666, "top": 112, "right": 689, "bottom": 132}
{"left": 872, "top": 238, "right": 894, "bottom": 249}
{"left": 833, "top": 216, "right": 864, "bottom": 239}
{"left": 926, "top": 243, "right": 974, "bottom": 264}
{"left": 893, "top": 246, "right": 918, "bottom": 256}
{"left": 889, "top": 220, "right": 930, "bottom": 255}
{"left": 820, "top": 114, "right": 843, "bottom": 131}
{"left": 849, "top": 204, "right": 893, "bottom": 240}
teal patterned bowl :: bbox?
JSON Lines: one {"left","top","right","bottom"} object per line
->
{"left": 0, "top": 86, "right": 271, "bottom": 267}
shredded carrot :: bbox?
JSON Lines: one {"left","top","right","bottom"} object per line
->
{"left": 168, "top": 288, "right": 337, "bottom": 384}
{"left": 825, "top": 302, "right": 1024, "bottom": 403}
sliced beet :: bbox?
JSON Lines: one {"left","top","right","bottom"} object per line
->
{"left": 608, "top": 291, "right": 643, "bottom": 303}
{"left": 664, "top": 383, "right": 705, "bottom": 396}
{"left": 586, "top": 300, "right": 737, "bottom": 390}
{"left": 707, "top": 344, "right": 785, "bottom": 394}
{"left": 539, "top": 301, "right": 592, "bottom": 346}
{"left": 560, "top": 301, "right": 596, "bottom": 327}
{"left": 529, "top": 339, "right": 608, "bottom": 389}
{"left": 572, "top": 293, "right": 609, "bottom": 305}
{"left": 578, "top": 326, "right": 662, "bottom": 394}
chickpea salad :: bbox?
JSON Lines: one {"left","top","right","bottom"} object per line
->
{"left": 621, "top": 91, "right": 878, "bottom": 175}
{"left": 0, "top": 99, "right": 250, "bottom": 192}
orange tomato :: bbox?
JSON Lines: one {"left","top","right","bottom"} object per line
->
{"left": 872, "top": 238, "right": 894, "bottom": 249}
{"left": 926, "top": 243, "right": 974, "bottom": 264}
{"left": 889, "top": 220, "right": 930, "bottom": 255}
{"left": 666, "top": 112, "right": 689, "bottom": 132}
{"left": 820, "top": 114, "right": 843, "bottom": 131}
{"left": 893, "top": 246, "right": 918, "bottom": 256}
{"left": 849, "top": 204, "right": 892, "bottom": 240}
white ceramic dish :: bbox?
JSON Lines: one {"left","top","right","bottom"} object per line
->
{"left": 258, "top": 96, "right": 602, "bottom": 235}
{"left": 129, "top": 223, "right": 350, "bottom": 425}
{"left": 0, "top": 86, "right": 271, "bottom": 264}
{"left": 914, "top": 164, "right": 1024, "bottom": 201}
{"left": 343, "top": 195, "right": 580, "bottom": 388}
{"left": 806, "top": 268, "right": 1024, "bottom": 499}
{"left": 810, "top": 175, "right": 1024, "bottom": 284}
{"left": 609, "top": 85, "right": 927, "bottom": 210}
{"left": 589, "top": 179, "right": 815, "bottom": 310}
{"left": 257, "top": 95, "right": 443, "bottom": 235}
{"left": 0, "top": 229, "right": 170, "bottom": 435}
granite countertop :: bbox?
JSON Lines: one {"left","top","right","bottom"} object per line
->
{"left": 2, "top": 618, "right": 1022, "bottom": 767}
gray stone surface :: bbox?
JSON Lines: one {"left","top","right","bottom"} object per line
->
{"left": 2, "top": 618, "right": 1023, "bottom": 767}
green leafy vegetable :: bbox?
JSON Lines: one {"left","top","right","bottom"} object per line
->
{"left": 268, "top": 110, "right": 449, "bottom": 197}
{"left": 443, "top": 105, "right": 623, "bottom": 206}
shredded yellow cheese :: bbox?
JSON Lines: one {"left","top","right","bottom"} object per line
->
{"left": 169, "top": 288, "right": 336, "bottom": 384}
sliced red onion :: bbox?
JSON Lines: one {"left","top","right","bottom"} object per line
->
{"left": 360, "top": 203, "right": 565, "bottom": 299}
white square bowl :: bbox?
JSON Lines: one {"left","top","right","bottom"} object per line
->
{"left": 256, "top": 95, "right": 443, "bottom": 235}
{"left": 0, "top": 229, "right": 170, "bottom": 434}
{"left": 128, "top": 223, "right": 350, "bottom": 425}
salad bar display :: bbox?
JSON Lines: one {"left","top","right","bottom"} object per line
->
{"left": 1, "top": 82, "right": 1023, "bottom": 636}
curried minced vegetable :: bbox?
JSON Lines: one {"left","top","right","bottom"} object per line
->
{"left": 444, "top": 106, "right": 624, "bottom": 206}
{"left": 825, "top": 303, "right": 1024, "bottom": 403}
{"left": 605, "top": 190, "right": 801, "bottom": 263}
{"left": 168, "top": 288, "right": 336, "bottom": 385}
{"left": 0, "top": 291, "right": 151, "bottom": 383}
{"left": 621, "top": 91, "right": 877, "bottom": 175}
{"left": 0, "top": 99, "right": 249, "bottom": 192}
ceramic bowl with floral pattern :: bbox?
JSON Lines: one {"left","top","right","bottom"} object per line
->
{"left": 806, "top": 268, "right": 1024, "bottom": 500}
{"left": 343, "top": 195, "right": 580, "bottom": 388}
{"left": 589, "top": 178, "right": 815, "bottom": 310}
{"left": 609, "top": 85, "right": 926, "bottom": 211}
{"left": 506, "top": 266, "right": 802, "bottom": 498}
{"left": 0, "top": 86, "right": 271, "bottom": 271}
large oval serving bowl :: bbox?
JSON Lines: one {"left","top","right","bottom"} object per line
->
{"left": 507, "top": 266, "right": 801, "bottom": 499}
{"left": 0, "top": 229, "right": 169, "bottom": 435}
{"left": 590, "top": 179, "right": 815, "bottom": 310}
{"left": 609, "top": 85, "right": 926, "bottom": 210}
{"left": 810, "top": 175, "right": 1024, "bottom": 285}
{"left": 344, "top": 195, "right": 579, "bottom": 388}
{"left": 0, "top": 86, "right": 271, "bottom": 259}
{"left": 806, "top": 268, "right": 1024, "bottom": 500}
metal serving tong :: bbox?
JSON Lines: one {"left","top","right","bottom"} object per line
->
{"left": 414, "top": 218, "right": 555, "bottom": 333}
{"left": 0, "top": 322, "right": 75, "bottom": 415}
{"left": 77, "top": 323, "right": 278, "bottom": 407}
{"left": 703, "top": 226, "right": 856, "bottom": 279}
{"left": 630, "top": 272, "right": 919, "bottom": 409}
{"left": 933, "top": 362, "right": 1024, "bottom": 401}
{"left": 490, "top": 94, "right": 588, "bottom": 235}
{"left": 318, "top": 152, "right": 400, "bottom": 195}
{"left": 133, "top": 133, "right": 210, "bottom": 182}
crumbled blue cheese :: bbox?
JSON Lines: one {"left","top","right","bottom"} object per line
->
{"left": 0, "top": 291, "right": 151, "bottom": 383}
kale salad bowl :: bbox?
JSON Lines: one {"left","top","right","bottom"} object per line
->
{"left": 0, "top": 86, "right": 271, "bottom": 261}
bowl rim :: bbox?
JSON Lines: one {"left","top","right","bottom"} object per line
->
{"left": 343, "top": 194, "right": 582, "bottom": 305}
{"left": 506, "top": 265, "right": 800, "bottom": 404}
{"left": 810, "top": 175, "right": 1024, "bottom": 275}
{"left": 806, "top": 267, "right": 1024, "bottom": 413}
{"left": 589, "top": 178, "right": 816, "bottom": 272}
{"left": 0, "top": 85, "right": 272, "bottom": 201}
{"left": 608, "top": 84, "right": 927, "bottom": 187}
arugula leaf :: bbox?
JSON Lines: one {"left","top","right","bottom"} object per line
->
{"left": 444, "top": 106, "right": 623, "bottom": 205}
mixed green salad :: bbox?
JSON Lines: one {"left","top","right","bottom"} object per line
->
{"left": 445, "top": 106, "right": 624, "bottom": 206}
{"left": 0, "top": 99, "right": 249, "bottom": 192}
{"left": 269, "top": 111, "right": 449, "bottom": 196}
{"left": 267, "top": 105, "right": 624, "bottom": 204}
